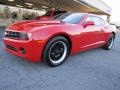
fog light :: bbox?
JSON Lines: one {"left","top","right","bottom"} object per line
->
{"left": 20, "top": 48, "right": 25, "bottom": 54}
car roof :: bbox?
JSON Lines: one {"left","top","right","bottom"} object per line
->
{"left": 64, "top": 12, "right": 99, "bottom": 17}
{"left": 73, "top": 12, "right": 99, "bottom": 17}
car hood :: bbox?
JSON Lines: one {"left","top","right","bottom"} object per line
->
{"left": 7, "top": 20, "right": 64, "bottom": 32}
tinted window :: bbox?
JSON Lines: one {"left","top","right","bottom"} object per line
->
{"left": 53, "top": 13, "right": 70, "bottom": 20}
{"left": 62, "top": 14, "right": 83, "bottom": 24}
{"left": 53, "top": 13, "right": 64, "bottom": 19}
{"left": 54, "top": 13, "right": 83, "bottom": 24}
{"left": 85, "top": 16, "right": 102, "bottom": 26}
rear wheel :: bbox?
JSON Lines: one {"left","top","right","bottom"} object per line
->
{"left": 42, "top": 36, "right": 70, "bottom": 67}
{"left": 103, "top": 34, "right": 115, "bottom": 50}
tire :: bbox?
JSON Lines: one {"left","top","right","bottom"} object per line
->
{"left": 103, "top": 34, "right": 115, "bottom": 50}
{"left": 42, "top": 36, "right": 70, "bottom": 67}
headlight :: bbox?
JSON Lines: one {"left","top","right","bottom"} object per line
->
{"left": 20, "top": 33, "right": 28, "bottom": 40}
{"left": 4, "top": 31, "right": 32, "bottom": 40}
{"left": 27, "top": 33, "right": 32, "bottom": 39}
{"left": 4, "top": 31, "right": 8, "bottom": 35}
{"left": 20, "top": 33, "right": 32, "bottom": 40}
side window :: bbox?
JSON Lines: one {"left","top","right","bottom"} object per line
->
{"left": 100, "top": 18, "right": 106, "bottom": 25}
{"left": 94, "top": 17, "right": 102, "bottom": 26}
{"left": 85, "top": 16, "right": 102, "bottom": 26}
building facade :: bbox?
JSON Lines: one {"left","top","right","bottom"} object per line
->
{"left": 0, "top": 0, "right": 112, "bottom": 26}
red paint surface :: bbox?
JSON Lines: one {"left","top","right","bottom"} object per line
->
{"left": 3, "top": 13, "right": 116, "bottom": 62}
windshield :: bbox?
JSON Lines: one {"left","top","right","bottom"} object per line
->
{"left": 54, "top": 13, "right": 84, "bottom": 24}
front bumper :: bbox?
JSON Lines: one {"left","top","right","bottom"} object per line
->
{"left": 3, "top": 38, "right": 45, "bottom": 62}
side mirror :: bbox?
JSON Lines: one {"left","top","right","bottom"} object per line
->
{"left": 83, "top": 21, "right": 95, "bottom": 28}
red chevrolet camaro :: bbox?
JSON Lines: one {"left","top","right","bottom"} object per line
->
{"left": 3, "top": 13, "right": 116, "bottom": 66}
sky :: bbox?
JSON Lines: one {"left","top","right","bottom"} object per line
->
{"left": 102, "top": 0, "right": 120, "bottom": 23}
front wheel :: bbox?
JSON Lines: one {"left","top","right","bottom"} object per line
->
{"left": 103, "top": 34, "right": 115, "bottom": 50}
{"left": 42, "top": 36, "right": 70, "bottom": 67}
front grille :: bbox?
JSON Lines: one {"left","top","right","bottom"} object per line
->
{"left": 5, "top": 31, "right": 20, "bottom": 39}
{"left": 6, "top": 44, "right": 17, "bottom": 52}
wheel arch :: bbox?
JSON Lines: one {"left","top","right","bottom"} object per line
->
{"left": 41, "top": 33, "right": 72, "bottom": 61}
{"left": 111, "top": 32, "right": 115, "bottom": 37}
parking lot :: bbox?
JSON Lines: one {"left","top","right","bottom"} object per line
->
{"left": 0, "top": 28, "right": 120, "bottom": 90}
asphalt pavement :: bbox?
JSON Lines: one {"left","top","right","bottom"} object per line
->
{"left": 0, "top": 28, "right": 120, "bottom": 90}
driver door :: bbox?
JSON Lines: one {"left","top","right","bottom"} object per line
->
{"left": 79, "top": 16, "right": 104, "bottom": 49}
